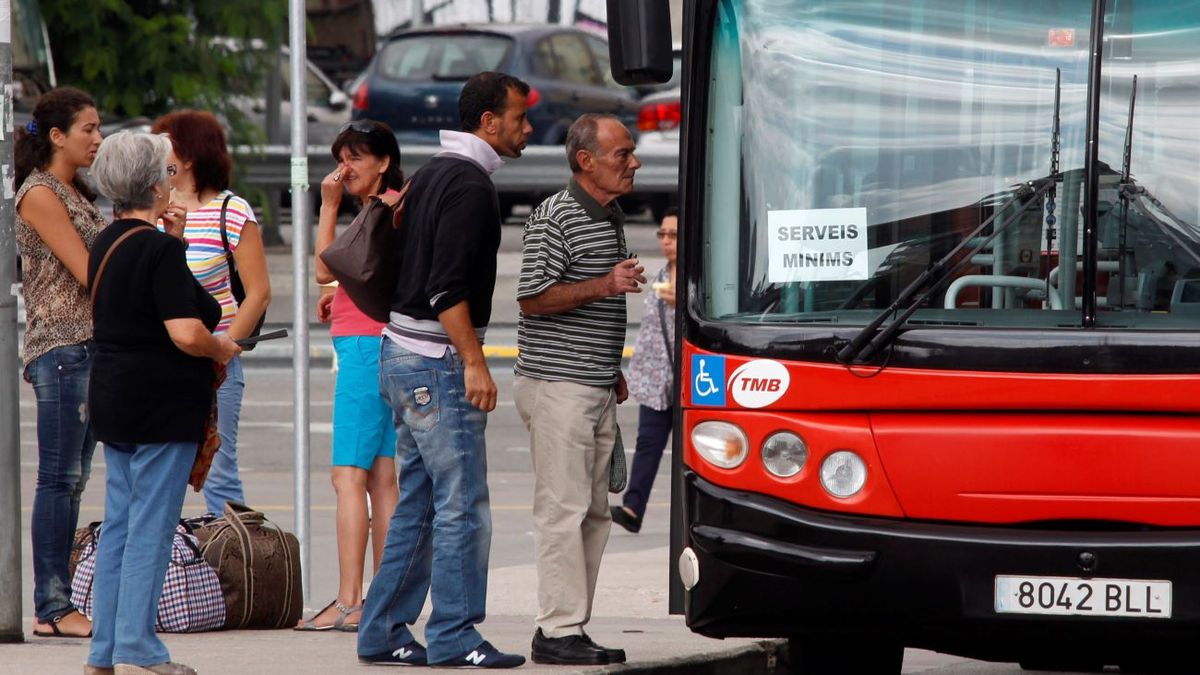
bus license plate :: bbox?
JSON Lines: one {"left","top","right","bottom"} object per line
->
{"left": 994, "top": 575, "right": 1172, "bottom": 618}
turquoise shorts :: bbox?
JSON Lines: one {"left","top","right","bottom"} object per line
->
{"left": 331, "top": 336, "right": 396, "bottom": 469}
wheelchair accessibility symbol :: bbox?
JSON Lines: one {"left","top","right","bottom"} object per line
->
{"left": 691, "top": 355, "right": 726, "bottom": 406}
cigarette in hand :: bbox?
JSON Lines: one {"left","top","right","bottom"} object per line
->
{"left": 333, "top": 171, "right": 343, "bottom": 181}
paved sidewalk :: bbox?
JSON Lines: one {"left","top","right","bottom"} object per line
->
{"left": 2, "top": 546, "right": 764, "bottom": 674}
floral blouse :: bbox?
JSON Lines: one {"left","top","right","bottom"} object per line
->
{"left": 16, "top": 170, "right": 106, "bottom": 367}
{"left": 628, "top": 265, "right": 676, "bottom": 411}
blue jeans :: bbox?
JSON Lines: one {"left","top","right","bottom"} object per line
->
{"left": 203, "top": 355, "right": 245, "bottom": 515}
{"left": 87, "top": 441, "right": 195, "bottom": 669}
{"left": 622, "top": 406, "right": 673, "bottom": 519}
{"left": 358, "top": 340, "right": 491, "bottom": 663}
{"left": 25, "top": 342, "right": 97, "bottom": 622}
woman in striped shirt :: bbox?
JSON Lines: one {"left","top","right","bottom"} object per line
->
{"left": 151, "top": 110, "right": 270, "bottom": 516}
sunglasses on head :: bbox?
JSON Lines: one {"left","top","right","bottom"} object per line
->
{"left": 341, "top": 120, "right": 380, "bottom": 135}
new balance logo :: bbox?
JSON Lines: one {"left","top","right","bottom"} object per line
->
{"left": 465, "top": 650, "right": 486, "bottom": 666}
{"left": 394, "top": 647, "right": 413, "bottom": 659}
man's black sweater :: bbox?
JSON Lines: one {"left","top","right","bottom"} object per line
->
{"left": 390, "top": 155, "right": 501, "bottom": 332}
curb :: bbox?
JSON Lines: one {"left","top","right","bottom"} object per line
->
{"left": 587, "top": 639, "right": 788, "bottom": 675}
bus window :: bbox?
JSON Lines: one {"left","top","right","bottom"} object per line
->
{"left": 702, "top": 0, "right": 1123, "bottom": 327}
{"left": 1093, "top": 3, "right": 1200, "bottom": 323}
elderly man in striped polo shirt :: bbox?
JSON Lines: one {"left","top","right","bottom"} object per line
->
{"left": 514, "top": 113, "right": 645, "bottom": 666}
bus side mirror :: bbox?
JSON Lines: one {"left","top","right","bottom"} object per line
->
{"left": 606, "top": 0, "right": 672, "bottom": 86}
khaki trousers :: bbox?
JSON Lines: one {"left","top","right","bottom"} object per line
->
{"left": 513, "top": 375, "right": 616, "bottom": 638}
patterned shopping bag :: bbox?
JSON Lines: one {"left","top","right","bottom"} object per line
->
{"left": 71, "top": 522, "right": 226, "bottom": 632}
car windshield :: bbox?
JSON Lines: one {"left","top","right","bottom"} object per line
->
{"left": 378, "top": 34, "right": 511, "bottom": 81}
{"left": 702, "top": 0, "right": 1200, "bottom": 330}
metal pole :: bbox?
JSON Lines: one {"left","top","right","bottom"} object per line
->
{"left": 411, "top": 0, "right": 423, "bottom": 28}
{"left": 288, "top": 0, "right": 311, "bottom": 600}
{"left": 0, "top": 0, "right": 24, "bottom": 643}
{"left": 261, "top": 29, "right": 286, "bottom": 247}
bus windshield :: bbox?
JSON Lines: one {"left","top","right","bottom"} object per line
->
{"left": 702, "top": 0, "right": 1200, "bottom": 329}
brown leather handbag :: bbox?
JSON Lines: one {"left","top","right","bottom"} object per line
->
{"left": 318, "top": 185, "right": 409, "bottom": 322}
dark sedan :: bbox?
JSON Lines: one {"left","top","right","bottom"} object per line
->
{"left": 350, "top": 23, "right": 640, "bottom": 145}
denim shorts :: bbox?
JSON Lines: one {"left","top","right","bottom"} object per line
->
{"left": 332, "top": 335, "right": 397, "bottom": 470}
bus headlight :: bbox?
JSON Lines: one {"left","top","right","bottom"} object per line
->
{"left": 820, "top": 450, "right": 867, "bottom": 497}
{"left": 691, "top": 421, "right": 749, "bottom": 469}
{"left": 761, "top": 432, "right": 807, "bottom": 478}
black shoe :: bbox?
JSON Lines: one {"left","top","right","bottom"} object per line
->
{"left": 581, "top": 633, "right": 626, "bottom": 663}
{"left": 429, "top": 640, "right": 525, "bottom": 669}
{"left": 610, "top": 505, "right": 642, "bottom": 533}
{"left": 531, "top": 628, "right": 613, "bottom": 665}
{"left": 359, "top": 640, "right": 428, "bottom": 666}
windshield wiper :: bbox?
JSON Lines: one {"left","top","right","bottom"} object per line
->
{"left": 837, "top": 177, "right": 1057, "bottom": 364}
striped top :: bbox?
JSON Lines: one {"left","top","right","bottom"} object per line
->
{"left": 515, "top": 180, "right": 628, "bottom": 387}
{"left": 179, "top": 191, "right": 257, "bottom": 333}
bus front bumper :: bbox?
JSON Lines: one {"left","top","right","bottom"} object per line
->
{"left": 683, "top": 472, "right": 1200, "bottom": 661}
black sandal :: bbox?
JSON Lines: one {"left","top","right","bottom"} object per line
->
{"left": 32, "top": 609, "right": 92, "bottom": 638}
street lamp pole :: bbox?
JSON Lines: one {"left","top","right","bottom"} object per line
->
{"left": 0, "top": 0, "right": 24, "bottom": 644}
{"left": 287, "top": 0, "right": 312, "bottom": 600}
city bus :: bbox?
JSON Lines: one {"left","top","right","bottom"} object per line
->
{"left": 609, "top": 1, "right": 1200, "bottom": 672}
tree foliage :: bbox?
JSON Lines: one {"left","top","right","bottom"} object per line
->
{"left": 40, "top": 0, "right": 288, "bottom": 136}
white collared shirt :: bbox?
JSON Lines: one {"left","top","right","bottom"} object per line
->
{"left": 437, "top": 130, "right": 504, "bottom": 175}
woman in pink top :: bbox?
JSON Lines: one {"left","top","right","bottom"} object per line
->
{"left": 297, "top": 120, "right": 403, "bottom": 631}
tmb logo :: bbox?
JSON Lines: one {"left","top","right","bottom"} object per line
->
{"left": 727, "top": 360, "right": 790, "bottom": 408}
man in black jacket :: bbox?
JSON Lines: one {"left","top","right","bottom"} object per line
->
{"left": 357, "top": 71, "right": 532, "bottom": 670}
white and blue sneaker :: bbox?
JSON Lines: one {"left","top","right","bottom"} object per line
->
{"left": 431, "top": 641, "right": 526, "bottom": 669}
{"left": 359, "top": 641, "right": 428, "bottom": 666}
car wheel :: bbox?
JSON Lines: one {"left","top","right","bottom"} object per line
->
{"left": 784, "top": 636, "right": 902, "bottom": 674}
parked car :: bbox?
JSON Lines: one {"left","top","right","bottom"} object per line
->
{"left": 351, "top": 24, "right": 641, "bottom": 146}
{"left": 247, "top": 45, "right": 351, "bottom": 145}
{"left": 213, "top": 39, "right": 351, "bottom": 145}
{"left": 631, "top": 48, "right": 683, "bottom": 222}
{"left": 636, "top": 87, "right": 681, "bottom": 152}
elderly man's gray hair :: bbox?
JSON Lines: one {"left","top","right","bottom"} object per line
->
{"left": 91, "top": 131, "right": 172, "bottom": 214}
{"left": 565, "top": 113, "right": 621, "bottom": 174}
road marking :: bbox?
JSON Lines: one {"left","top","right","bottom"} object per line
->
{"left": 485, "top": 346, "right": 634, "bottom": 358}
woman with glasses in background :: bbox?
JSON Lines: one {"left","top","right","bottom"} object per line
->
{"left": 150, "top": 110, "right": 270, "bottom": 517}
{"left": 296, "top": 119, "right": 403, "bottom": 632}
{"left": 611, "top": 207, "right": 678, "bottom": 534}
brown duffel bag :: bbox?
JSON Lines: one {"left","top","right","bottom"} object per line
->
{"left": 189, "top": 502, "right": 302, "bottom": 629}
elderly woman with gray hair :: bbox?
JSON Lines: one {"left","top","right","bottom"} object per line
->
{"left": 83, "top": 131, "right": 240, "bottom": 675}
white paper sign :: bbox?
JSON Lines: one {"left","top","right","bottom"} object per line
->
{"left": 768, "top": 208, "right": 869, "bottom": 283}
{"left": 290, "top": 157, "right": 309, "bottom": 190}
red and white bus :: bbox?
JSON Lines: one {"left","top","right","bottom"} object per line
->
{"left": 611, "top": 1, "right": 1200, "bottom": 672}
